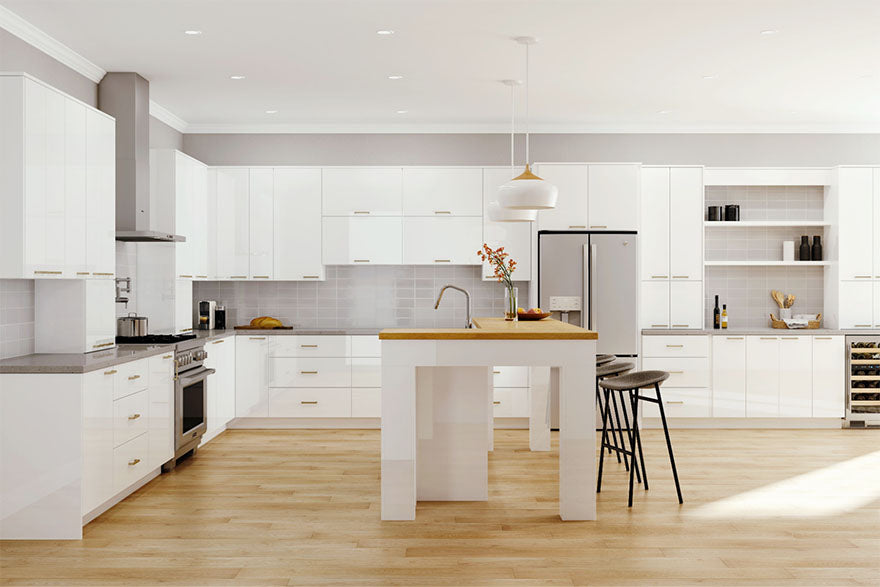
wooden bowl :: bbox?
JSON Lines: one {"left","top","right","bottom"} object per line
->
{"left": 517, "top": 311, "right": 551, "bottom": 321}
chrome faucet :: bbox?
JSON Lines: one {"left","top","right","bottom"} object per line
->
{"left": 434, "top": 285, "right": 472, "bottom": 328}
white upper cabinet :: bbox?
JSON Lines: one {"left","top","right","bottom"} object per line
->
{"left": 322, "top": 217, "right": 402, "bottom": 265}
{"left": 322, "top": 167, "right": 402, "bottom": 216}
{"left": 85, "top": 108, "right": 115, "bottom": 278}
{"left": 669, "top": 281, "right": 703, "bottom": 329}
{"left": 43, "top": 85, "right": 66, "bottom": 275}
{"left": 214, "top": 168, "right": 250, "bottom": 279}
{"left": 839, "top": 280, "right": 874, "bottom": 329}
{"left": 640, "top": 280, "right": 670, "bottom": 329}
{"left": 402, "top": 217, "right": 482, "bottom": 265}
{"left": 837, "top": 167, "right": 874, "bottom": 280}
{"left": 669, "top": 167, "right": 704, "bottom": 280}
{"left": 248, "top": 169, "right": 274, "bottom": 279}
{"left": 482, "top": 168, "right": 532, "bottom": 281}
{"left": 401, "top": 167, "right": 483, "bottom": 216}
{"left": 587, "top": 164, "right": 639, "bottom": 230}
{"left": 640, "top": 167, "right": 670, "bottom": 280}
{"left": 64, "top": 99, "right": 87, "bottom": 276}
{"left": 191, "top": 162, "right": 209, "bottom": 279}
{"left": 274, "top": 168, "right": 324, "bottom": 281}
{"left": 534, "top": 164, "right": 589, "bottom": 230}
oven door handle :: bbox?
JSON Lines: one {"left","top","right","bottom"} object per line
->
{"left": 177, "top": 367, "right": 215, "bottom": 386}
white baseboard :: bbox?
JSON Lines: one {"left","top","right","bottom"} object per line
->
{"left": 229, "top": 417, "right": 382, "bottom": 429}
{"left": 641, "top": 417, "right": 844, "bottom": 429}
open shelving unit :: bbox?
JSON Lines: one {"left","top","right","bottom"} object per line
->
{"left": 704, "top": 220, "right": 830, "bottom": 228}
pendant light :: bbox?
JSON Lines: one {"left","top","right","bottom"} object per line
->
{"left": 488, "top": 79, "right": 536, "bottom": 222}
{"left": 498, "top": 36, "right": 557, "bottom": 211}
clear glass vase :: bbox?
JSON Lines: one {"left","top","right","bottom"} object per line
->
{"left": 504, "top": 286, "right": 518, "bottom": 321}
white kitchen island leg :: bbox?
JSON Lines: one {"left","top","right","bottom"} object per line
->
{"left": 381, "top": 342, "right": 420, "bottom": 521}
{"left": 558, "top": 351, "right": 597, "bottom": 521}
{"left": 529, "top": 367, "right": 551, "bottom": 452}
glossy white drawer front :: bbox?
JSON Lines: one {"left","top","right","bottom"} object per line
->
{"left": 269, "top": 388, "right": 352, "bottom": 417}
{"left": 269, "top": 335, "right": 350, "bottom": 358}
{"left": 112, "top": 432, "right": 150, "bottom": 492}
{"left": 351, "top": 388, "right": 381, "bottom": 418}
{"left": 351, "top": 335, "right": 381, "bottom": 357}
{"left": 640, "top": 387, "right": 711, "bottom": 418}
{"left": 113, "top": 389, "right": 149, "bottom": 447}
{"left": 493, "top": 387, "right": 529, "bottom": 418}
{"left": 492, "top": 366, "right": 528, "bottom": 388}
{"left": 352, "top": 358, "right": 381, "bottom": 387}
{"left": 115, "top": 359, "right": 149, "bottom": 399}
{"left": 269, "top": 357, "right": 351, "bottom": 387}
{"left": 642, "top": 335, "right": 709, "bottom": 358}
{"left": 641, "top": 357, "right": 710, "bottom": 388}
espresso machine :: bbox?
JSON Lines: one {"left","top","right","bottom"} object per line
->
{"left": 198, "top": 300, "right": 217, "bottom": 330}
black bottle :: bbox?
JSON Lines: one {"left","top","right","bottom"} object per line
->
{"left": 799, "top": 236, "right": 811, "bottom": 261}
{"left": 811, "top": 235, "right": 823, "bottom": 261}
{"left": 713, "top": 295, "right": 721, "bottom": 330}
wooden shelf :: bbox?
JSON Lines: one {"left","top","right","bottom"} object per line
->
{"left": 704, "top": 260, "right": 831, "bottom": 267}
{"left": 704, "top": 220, "right": 830, "bottom": 228}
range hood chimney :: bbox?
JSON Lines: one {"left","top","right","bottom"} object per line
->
{"left": 98, "top": 72, "right": 184, "bottom": 242}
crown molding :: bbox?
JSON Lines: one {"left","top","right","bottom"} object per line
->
{"left": 149, "top": 100, "right": 189, "bottom": 133}
{"left": 0, "top": 5, "right": 106, "bottom": 83}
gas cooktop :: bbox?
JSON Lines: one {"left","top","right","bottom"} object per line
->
{"left": 116, "top": 334, "right": 198, "bottom": 345}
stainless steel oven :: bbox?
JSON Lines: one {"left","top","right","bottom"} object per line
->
{"left": 170, "top": 345, "right": 214, "bottom": 466}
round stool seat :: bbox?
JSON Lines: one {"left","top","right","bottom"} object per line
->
{"left": 596, "top": 354, "right": 615, "bottom": 366}
{"left": 599, "top": 370, "right": 669, "bottom": 391}
{"left": 597, "top": 361, "right": 634, "bottom": 378}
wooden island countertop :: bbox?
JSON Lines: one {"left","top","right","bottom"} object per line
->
{"left": 379, "top": 317, "right": 598, "bottom": 340}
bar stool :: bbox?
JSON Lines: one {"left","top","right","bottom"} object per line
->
{"left": 596, "top": 354, "right": 615, "bottom": 366}
{"left": 597, "top": 370, "right": 683, "bottom": 507}
{"left": 595, "top": 361, "right": 634, "bottom": 469}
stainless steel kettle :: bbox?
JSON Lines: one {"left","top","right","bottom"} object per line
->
{"left": 117, "top": 312, "right": 148, "bottom": 337}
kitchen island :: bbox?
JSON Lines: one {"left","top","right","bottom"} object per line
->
{"left": 379, "top": 318, "right": 598, "bottom": 521}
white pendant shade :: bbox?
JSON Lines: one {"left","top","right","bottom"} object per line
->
{"left": 498, "top": 165, "right": 558, "bottom": 210}
{"left": 487, "top": 200, "right": 536, "bottom": 222}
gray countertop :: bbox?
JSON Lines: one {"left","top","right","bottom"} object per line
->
{"left": 642, "top": 328, "right": 879, "bottom": 336}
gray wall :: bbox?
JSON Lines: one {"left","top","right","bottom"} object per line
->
{"left": 150, "top": 116, "right": 184, "bottom": 150}
{"left": 183, "top": 132, "right": 880, "bottom": 167}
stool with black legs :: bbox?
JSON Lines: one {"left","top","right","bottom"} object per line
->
{"left": 595, "top": 361, "right": 634, "bottom": 468}
{"left": 596, "top": 354, "right": 615, "bottom": 366}
{"left": 597, "top": 370, "right": 683, "bottom": 507}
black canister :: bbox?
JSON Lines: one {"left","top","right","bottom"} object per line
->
{"left": 724, "top": 204, "right": 740, "bottom": 221}
{"left": 811, "top": 235, "right": 823, "bottom": 261}
{"left": 707, "top": 206, "right": 723, "bottom": 221}
{"left": 799, "top": 236, "right": 811, "bottom": 261}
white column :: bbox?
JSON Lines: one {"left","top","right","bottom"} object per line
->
{"left": 529, "top": 366, "right": 551, "bottom": 451}
{"left": 558, "top": 340, "right": 597, "bottom": 521}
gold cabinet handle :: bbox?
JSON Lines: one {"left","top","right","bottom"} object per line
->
{"left": 781, "top": 336, "right": 799, "bottom": 340}
{"left": 104, "top": 369, "right": 117, "bottom": 376}
{"left": 300, "top": 370, "right": 318, "bottom": 374}
{"left": 249, "top": 337, "right": 266, "bottom": 340}
{"left": 672, "top": 324, "right": 690, "bottom": 328}
{"left": 590, "top": 225, "right": 607, "bottom": 229}
{"left": 180, "top": 328, "right": 193, "bottom": 332}
{"left": 434, "top": 210, "right": 451, "bottom": 215}
{"left": 666, "top": 344, "right": 683, "bottom": 348}
{"left": 92, "top": 342, "right": 114, "bottom": 348}
{"left": 212, "top": 340, "right": 224, "bottom": 345}
{"left": 651, "top": 324, "right": 668, "bottom": 328}
{"left": 302, "top": 275, "right": 320, "bottom": 279}
{"left": 672, "top": 275, "right": 689, "bottom": 279}
{"left": 568, "top": 225, "right": 586, "bottom": 229}
{"left": 301, "top": 344, "right": 318, "bottom": 348}
{"left": 76, "top": 271, "right": 90, "bottom": 275}
{"left": 196, "top": 275, "right": 208, "bottom": 278}
{"left": 253, "top": 275, "right": 270, "bottom": 279}
{"left": 353, "top": 210, "right": 371, "bottom": 214}
{"left": 230, "top": 275, "right": 247, "bottom": 279}
{"left": 34, "top": 270, "right": 62, "bottom": 275}
{"left": 667, "top": 401, "right": 684, "bottom": 405}
{"left": 493, "top": 370, "right": 501, "bottom": 374}
{"left": 726, "top": 337, "right": 744, "bottom": 340}
{"left": 760, "top": 337, "right": 777, "bottom": 340}
{"left": 651, "top": 275, "right": 669, "bottom": 279}
{"left": 92, "top": 272, "right": 114, "bottom": 276}
{"left": 128, "top": 413, "right": 141, "bottom": 420}
{"left": 854, "top": 324, "right": 872, "bottom": 328}
{"left": 814, "top": 337, "right": 832, "bottom": 340}
{"left": 163, "top": 354, "right": 173, "bottom": 359}
{"left": 484, "top": 275, "right": 495, "bottom": 279}
{"left": 300, "top": 400, "right": 318, "bottom": 405}
{"left": 354, "top": 259, "right": 370, "bottom": 263}
{"left": 668, "top": 371, "right": 684, "bottom": 374}
{"left": 128, "top": 374, "right": 140, "bottom": 381}
{"left": 493, "top": 401, "right": 501, "bottom": 405}
{"left": 434, "top": 259, "right": 451, "bottom": 263}
{"left": 179, "top": 274, "right": 193, "bottom": 278}
{"left": 127, "top": 458, "right": 140, "bottom": 466}
{"left": 854, "top": 275, "right": 872, "bottom": 279}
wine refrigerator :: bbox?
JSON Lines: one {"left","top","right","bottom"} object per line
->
{"left": 845, "top": 335, "right": 880, "bottom": 428}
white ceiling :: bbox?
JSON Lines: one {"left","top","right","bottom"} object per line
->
{"left": 3, "top": 0, "right": 879, "bottom": 133}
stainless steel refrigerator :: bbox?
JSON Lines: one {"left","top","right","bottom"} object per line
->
{"left": 538, "top": 231, "right": 639, "bottom": 427}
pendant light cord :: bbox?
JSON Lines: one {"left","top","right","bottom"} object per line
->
{"left": 510, "top": 82, "right": 515, "bottom": 172}
{"left": 525, "top": 42, "right": 530, "bottom": 166}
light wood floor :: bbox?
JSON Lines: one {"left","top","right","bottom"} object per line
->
{"left": 2, "top": 428, "right": 879, "bottom": 586}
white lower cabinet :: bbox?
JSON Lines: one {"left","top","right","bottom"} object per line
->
{"left": 82, "top": 368, "right": 115, "bottom": 514}
{"left": 492, "top": 366, "right": 529, "bottom": 418}
{"left": 236, "top": 336, "right": 269, "bottom": 417}
{"left": 112, "top": 433, "right": 150, "bottom": 494}
{"left": 746, "top": 336, "right": 781, "bottom": 417}
{"left": 779, "top": 336, "right": 812, "bottom": 417}
{"left": 269, "top": 388, "right": 351, "bottom": 417}
{"left": 812, "top": 336, "right": 846, "bottom": 417}
{"left": 640, "top": 388, "right": 711, "bottom": 419}
{"left": 351, "top": 388, "right": 381, "bottom": 418}
{"left": 204, "top": 336, "right": 236, "bottom": 441}
{"left": 711, "top": 335, "right": 746, "bottom": 417}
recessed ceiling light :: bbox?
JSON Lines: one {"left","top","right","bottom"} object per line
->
{"left": 396, "top": 110, "right": 408, "bottom": 114}
{"left": 184, "top": 30, "right": 202, "bottom": 35}
{"left": 657, "top": 109, "right": 671, "bottom": 115}
{"left": 702, "top": 74, "right": 717, "bottom": 80}
{"left": 760, "top": 29, "right": 778, "bottom": 35}
{"left": 265, "top": 110, "right": 278, "bottom": 114}
{"left": 230, "top": 75, "right": 246, "bottom": 80}
{"left": 377, "top": 30, "right": 394, "bottom": 35}
{"left": 388, "top": 75, "right": 404, "bottom": 80}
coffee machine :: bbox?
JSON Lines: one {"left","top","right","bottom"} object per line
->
{"left": 198, "top": 300, "right": 217, "bottom": 330}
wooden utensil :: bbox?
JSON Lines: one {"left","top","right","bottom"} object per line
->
{"left": 771, "top": 290, "right": 785, "bottom": 309}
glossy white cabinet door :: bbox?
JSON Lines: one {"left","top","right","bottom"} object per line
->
{"left": 23, "top": 78, "right": 49, "bottom": 277}
{"left": 214, "top": 168, "right": 250, "bottom": 279}
{"left": 640, "top": 167, "right": 670, "bottom": 281}
{"left": 779, "top": 336, "right": 812, "bottom": 417}
{"left": 269, "top": 357, "right": 352, "bottom": 388}
{"left": 322, "top": 167, "right": 402, "bottom": 216}
{"left": 174, "top": 279, "right": 193, "bottom": 334}
{"left": 64, "top": 99, "right": 87, "bottom": 276}
{"left": 274, "top": 168, "right": 324, "bottom": 280}
{"left": 534, "top": 164, "right": 589, "bottom": 230}
{"left": 248, "top": 168, "right": 274, "bottom": 279}
{"left": 669, "top": 281, "right": 703, "bottom": 329}
{"left": 147, "top": 352, "right": 174, "bottom": 469}
{"left": 669, "top": 167, "right": 703, "bottom": 281}
{"left": 205, "top": 336, "right": 236, "bottom": 435}
{"left": 85, "top": 279, "right": 116, "bottom": 351}
{"left": 173, "top": 152, "right": 194, "bottom": 278}
{"left": 482, "top": 168, "right": 532, "bottom": 282}
{"left": 493, "top": 388, "right": 529, "bottom": 418}
{"left": 875, "top": 282, "right": 880, "bottom": 328}
{"left": 874, "top": 168, "right": 880, "bottom": 279}
{"left": 402, "top": 167, "right": 483, "bottom": 216}
{"left": 236, "top": 336, "right": 269, "bottom": 417}
{"left": 839, "top": 280, "right": 874, "bottom": 329}
{"left": 587, "top": 164, "right": 639, "bottom": 230}
{"left": 85, "top": 109, "right": 115, "bottom": 278}
{"left": 712, "top": 335, "right": 747, "bottom": 417}
{"left": 82, "top": 368, "right": 115, "bottom": 514}
{"left": 837, "top": 167, "right": 874, "bottom": 280}
{"left": 640, "top": 281, "right": 670, "bottom": 329}
{"left": 268, "top": 388, "right": 352, "bottom": 417}
{"left": 402, "top": 217, "right": 482, "bottom": 265}
{"left": 322, "top": 217, "right": 402, "bottom": 265}
{"left": 812, "top": 336, "right": 845, "bottom": 417}
{"left": 191, "top": 162, "right": 209, "bottom": 279}
{"left": 351, "top": 388, "right": 382, "bottom": 418}
{"left": 352, "top": 358, "right": 382, "bottom": 388}
{"left": 44, "top": 85, "right": 67, "bottom": 276}
{"left": 746, "top": 336, "right": 780, "bottom": 417}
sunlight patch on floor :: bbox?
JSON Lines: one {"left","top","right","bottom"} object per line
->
{"left": 688, "top": 449, "right": 880, "bottom": 519}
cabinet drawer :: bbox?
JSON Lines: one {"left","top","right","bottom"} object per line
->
{"left": 351, "top": 335, "right": 381, "bottom": 357}
{"left": 269, "top": 388, "right": 352, "bottom": 417}
{"left": 492, "top": 366, "right": 528, "bottom": 388}
{"left": 641, "top": 357, "right": 710, "bottom": 387}
{"left": 493, "top": 387, "right": 529, "bottom": 418}
{"left": 269, "top": 335, "right": 350, "bottom": 358}
{"left": 113, "top": 390, "right": 149, "bottom": 447}
{"left": 269, "top": 357, "right": 351, "bottom": 387}
{"left": 114, "top": 359, "right": 149, "bottom": 399}
{"left": 642, "top": 336, "right": 709, "bottom": 358}
{"left": 352, "top": 358, "right": 381, "bottom": 387}
{"left": 113, "top": 432, "right": 150, "bottom": 493}
{"left": 351, "top": 388, "right": 381, "bottom": 418}
{"left": 640, "top": 387, "right": 711, "bottom": 418}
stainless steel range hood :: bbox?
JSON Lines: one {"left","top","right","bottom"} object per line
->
{"left": 98, "top": 73, "right": 185, "bottom": 243}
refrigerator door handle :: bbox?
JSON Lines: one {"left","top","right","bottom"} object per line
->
{"left": 582, "top": 244, "right": 590, "bottom": 329}
{"left": 590, "top": 243, "right": 598, "bottom": 332}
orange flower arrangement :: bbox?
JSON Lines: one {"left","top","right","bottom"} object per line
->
{"left": 478, "top": 243, "right": 517, "bottom": 290}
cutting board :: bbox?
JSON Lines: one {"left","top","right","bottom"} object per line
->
{"left": 234, "top": 325, "right": 294, "bottom": 330}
